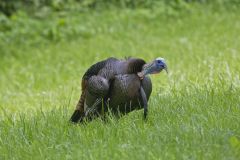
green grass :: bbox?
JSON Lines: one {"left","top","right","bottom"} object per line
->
{"left": 0, "top": 6, "right": 240, "bottom": 159}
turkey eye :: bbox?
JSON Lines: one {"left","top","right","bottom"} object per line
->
{"left": 157, "top": 60, "right": 161, "bottom": 63}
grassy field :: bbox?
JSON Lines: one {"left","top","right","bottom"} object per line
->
{"left": 0, "top": 5, "right": 240, "bottom": 160}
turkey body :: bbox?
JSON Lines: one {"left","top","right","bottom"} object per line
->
{"left": 70, "top": 57, "right": 151, "bottom": 123}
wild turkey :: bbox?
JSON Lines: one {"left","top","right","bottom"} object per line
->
{"left": 70, "top": 57, "right": 167, "bottom": 123}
